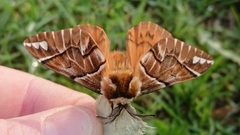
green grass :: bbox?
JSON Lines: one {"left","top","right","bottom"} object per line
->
{"left": 1, "top": 0, "right": 240, "bottom": 134}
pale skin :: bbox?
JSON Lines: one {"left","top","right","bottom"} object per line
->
{"left": 0, "top": 66, "right": 103, "bottom": 135}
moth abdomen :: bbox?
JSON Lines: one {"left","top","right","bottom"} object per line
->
{"left": 102, "top": 71, "right": 138, "bottom": 100}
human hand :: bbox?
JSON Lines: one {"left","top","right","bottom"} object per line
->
{"left": 0, "top": 66, "right": 103, "bottom": 135}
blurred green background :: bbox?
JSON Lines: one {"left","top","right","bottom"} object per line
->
{"left": 1, "top": 0, "right": 240, "bottom": 134}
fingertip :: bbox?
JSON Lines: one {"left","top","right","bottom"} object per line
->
{"left": 43, "top": 106, "right": 103, "bottom": 135}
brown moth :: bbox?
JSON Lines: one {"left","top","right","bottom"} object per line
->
{"left": 23, "top": 22, "right": 213, "bottom": 123}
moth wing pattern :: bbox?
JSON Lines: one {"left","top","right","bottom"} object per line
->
{"left": 139, "top": 37, "right": 214, "bottom": 95}
{"left": 126, "top": 22, "right": 172, "bottom": 69}
{"left": 23, "top": 21, "right": 214, "bottom": 97}
{"left": 23, "top": 25, "right": 110, "bottom": 93}
{"left": 77, "top": 24, "right": 110, "bottom": 58}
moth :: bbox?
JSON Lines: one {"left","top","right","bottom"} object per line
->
{"left": 23, "top": 22, "right": 213, "bottom": 123}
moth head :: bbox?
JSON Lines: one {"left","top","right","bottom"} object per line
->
{"left": 100, "top": 71, "right": 141, "bottom": 105}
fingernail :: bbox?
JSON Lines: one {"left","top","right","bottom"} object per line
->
{"left": 43, "top": 106, "right": 99, "bottom": 135}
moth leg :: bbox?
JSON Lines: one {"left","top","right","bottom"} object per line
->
{"left": 97, "top": 104, "right": 124, "bottom": 124}
{"left": 124, "top": 104, "right": 155, "bottom": 119}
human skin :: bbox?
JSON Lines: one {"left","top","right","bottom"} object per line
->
{"left": 0, "top": 66, "right": 103, "bottom": 135}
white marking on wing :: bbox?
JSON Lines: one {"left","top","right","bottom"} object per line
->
{"left": 178, "top": 41, "right": 184, "bottom": 61}
{"left": 180, "top": 41, "right": 184, "bottom": 52}
{"left": 39, "top": 41, "right": 48, "bottom": 50}
{"left": 188, "top": 45, "right": 191, "bottom": 52}
{"left": 158, "top": 38, "right": 168, "bottom": 61}
{"left": 165, "top": 38, "right": 168, "bottom": 45}
{"left": 83, "top": 36, "right": 90, "bottom": 54}
{"left": 192, "top": 56, "right": 200, "bottom": 64}
{"left": 185, "top": 66, "right": 201, "bottom": 76}
{"left": 140, "top": 66, "right": 166, "bottom": 87}
{"left": 79, "top": 30, "right": 89, "bottom": 55}
{"left": 193, "top": 56, "right": 213, "bottom": 65}
{"left": 74, "top": 63, "right": 105, "bottom": 79}
{"left": 79, "top": 29, "right": 82, "bottom": 44}
{"left": 69, "top": 28, "right": 72, "bottom": 45}
{"left": 199, "top": 58, "right": 206, "bottom": 64}
{"left": 157, "top": 42, "right": 165, "bottom": 61}
{"left": 38, "top": 55, "right": 54, "bottom": 62}
{"left": 61, "top": 30, "right": 65, "bottom": 44}
{"left": 156, "top": 43, "right": 162, "bottom": 57}
{"left": 174, "top": 38, "right": 177, "bottom": 48}
{"left": 32, "top": 42, "right": 40, "bottom": 49}
{"left": 60, "top": 30, "right": 65, "bottom": 51}
{"left": 162, "top": 41, "right": 167, "bottom": 61}
{"left": 94, "top": 49, "right": 105, "bottom": 62}
{"left": 141, "top": 53, "right": 151, "bottom": 63}
{"left": 52, "top": 31, "right": 55, "bottom": 39}
{"left": 87, "top": 56, "right": 94, "bottom": 68}
{"left": 27, "top": 41, "right": 48, "bottom": 50}
{"left": 148, "top": 60, "right": 156, "bottom": 73}
{"left": 194, "top": 48, "right": 197, "bottom": 53}
{"left": 24, "top": 43, "right": 31, "bottom": 47}
{"left": 207, "top": 60, "right": 214, "bottom": 64}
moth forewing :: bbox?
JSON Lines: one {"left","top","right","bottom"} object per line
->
{"left": 23, "top": 25, "right": 109, "bottom": 93}
{"left": 139, "top": 37, "right": 214, "bottom": 94}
